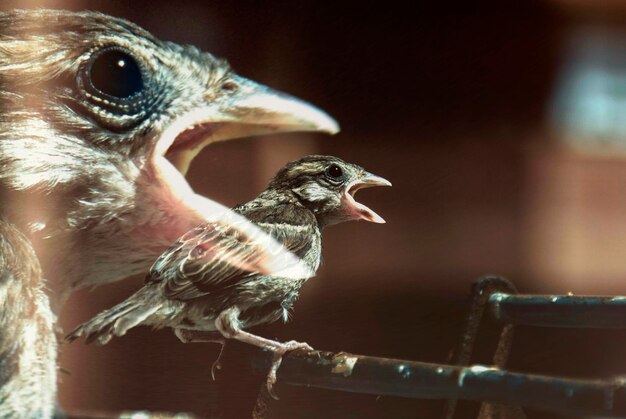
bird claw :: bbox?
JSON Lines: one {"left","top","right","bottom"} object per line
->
{"left": 265, "top": 340, "right": 313, "bottom": 400}
{"left": 266, "top": 364, "right": 280, "bottom": 400}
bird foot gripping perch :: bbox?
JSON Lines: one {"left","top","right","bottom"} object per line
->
{"left": 214, "top": 306, "right": 314, "bottom": 399}
{"left": 265, "top": 340, "right": 314, "bottom": 399}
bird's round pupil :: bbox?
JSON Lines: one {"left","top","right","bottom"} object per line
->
{"left": 89, "top": 49, "right": 143, "bottom": 98}
{"left": 327, "top": 164, "right": 343, "bottom": 178}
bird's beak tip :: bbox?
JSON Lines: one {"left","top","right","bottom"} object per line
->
{"left": 223, "top": 77, "right": 341, "bottom": 136}
{"left": 320, "top": 116, "right": 340, "bottom": 135}
{"left": 273, "top": 95, "right": 340, "bottom": 135}
{"left": 371, "top": 215, "right": 386, "bottom": 224}
{"left": 360, "top": 173, "right": 392, "bottom": 188}
{"left": 380, "top": 178, "right": 392, "bottom": 187}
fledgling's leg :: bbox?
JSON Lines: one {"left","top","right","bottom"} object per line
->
{"left": 175, "top": 329, "right": 226, "bottom": 379}
{"left": 215, "top": 307, "right": 312, "bottom": 399}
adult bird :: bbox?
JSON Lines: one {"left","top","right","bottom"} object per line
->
{"left": 0, "top": 9, "right": 338, "bottom": 417}
{"left": 67, "top": 155, "right": 391, "bottom": 397}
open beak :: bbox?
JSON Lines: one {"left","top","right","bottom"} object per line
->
{"left": 145, "top": 75, "right": 338, "bottom": 280}
{"left": 343, "top": 172, "right": 392, "bottom": 223}
{"left": 156, "top": 75, "right": 340, "bottom": 175}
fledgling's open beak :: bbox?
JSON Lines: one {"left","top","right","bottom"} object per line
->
{"left": 342, "top": 172, "right": 392, "bottom": 223}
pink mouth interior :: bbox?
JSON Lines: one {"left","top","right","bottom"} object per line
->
{"left": 344, "top": 182, "right": 386, "bottom": 224}
{"left": 165, "top": 123, "right": 217, "bottom": 159}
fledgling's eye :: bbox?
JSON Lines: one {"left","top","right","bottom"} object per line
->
{"left": 87, "top": 47, "right": 143, "bottom": 99}
{"left": 325, "top": 164, "right": 345, "bottom": 183}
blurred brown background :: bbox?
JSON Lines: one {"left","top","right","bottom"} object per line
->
{"left": 5, "top": 0, "right": 626, "bottom": 417}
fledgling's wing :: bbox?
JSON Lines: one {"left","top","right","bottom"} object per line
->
{"left": 149, "top": 220, "right": 315, "bottom": 301}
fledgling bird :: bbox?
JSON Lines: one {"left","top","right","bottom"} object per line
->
{"left": 67, "top": 155, "right": 390, "bottom": 395}
{"left": 0, "top": 9, "right": 337, "bottom": 415}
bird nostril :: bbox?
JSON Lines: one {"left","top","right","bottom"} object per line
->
{"left": 221, "top": 81, "right": 239, "bottom": 93}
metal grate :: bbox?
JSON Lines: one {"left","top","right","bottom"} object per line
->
{"left": 227, "top": 276, "right": 626, "bottom": 418}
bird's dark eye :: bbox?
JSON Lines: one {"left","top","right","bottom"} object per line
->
{"left": 87, "top": 48, "right": 143, "bottom": 99}
{"left": 325, "top": 164, "right": 344, "bottom": 182}
{"left": 76, "top": 46, "right": 154, "bottom": 125}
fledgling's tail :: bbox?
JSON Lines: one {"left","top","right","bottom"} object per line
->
{"left": 66, "top": 287, "right": 162, "bottom": 345}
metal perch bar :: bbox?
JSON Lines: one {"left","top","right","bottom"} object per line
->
{"left": 489, "top": 293, "right": 626, "bottom": 328}
{"left": 252, "top": 349, "right": 626, "bottom": 418}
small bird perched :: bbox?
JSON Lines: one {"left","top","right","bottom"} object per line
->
{"left": 67, "top": 155, "right": 390, "bottom": 395}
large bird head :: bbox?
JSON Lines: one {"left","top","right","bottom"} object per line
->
{"left": 269, "top": 155, "right": 391, "bottom": 227}
{"left": 0, "top": 9, "right": 338, "bottom": 300}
